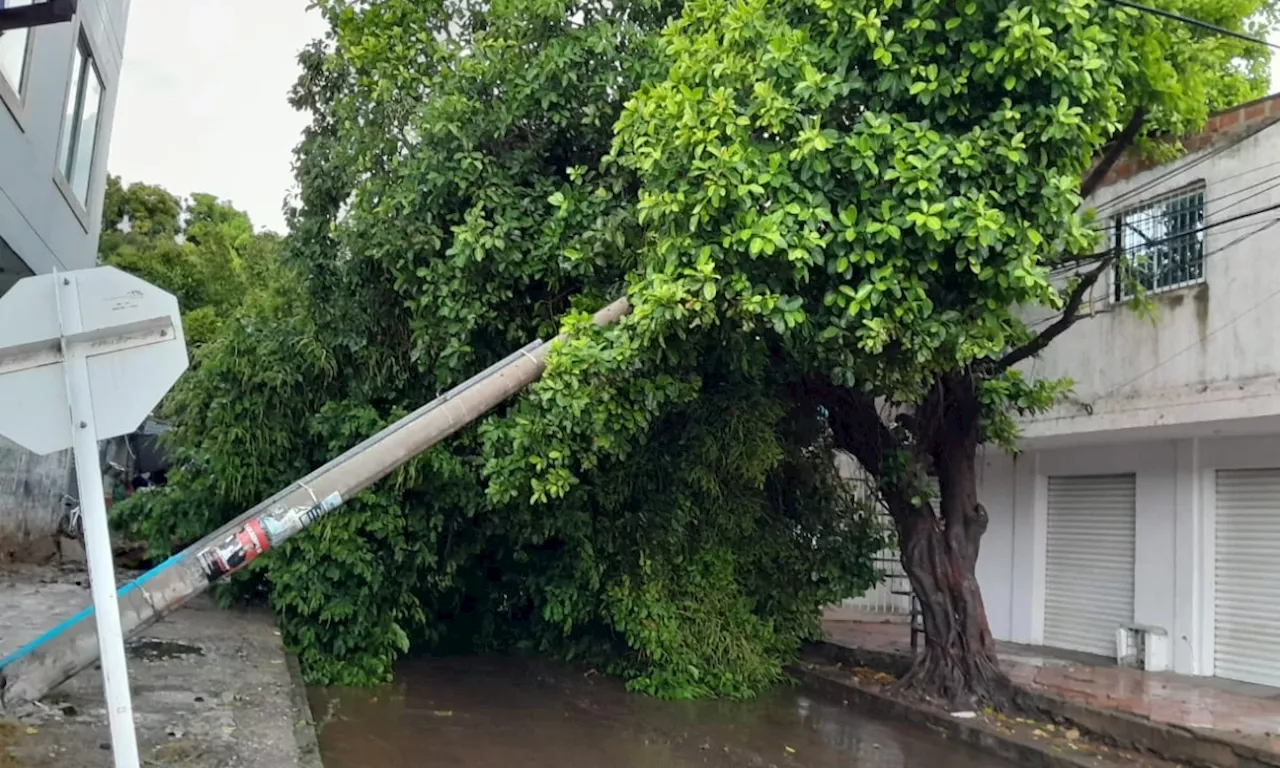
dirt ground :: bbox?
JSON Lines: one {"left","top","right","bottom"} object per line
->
{"left": 0, "top": 564, "right": 319, "bottom": 768}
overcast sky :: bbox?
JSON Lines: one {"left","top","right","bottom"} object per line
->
{"left": 107, "top": 0, "right": 328, "bottom": 234}
{"left": 106, "top": 1, "right": 1280, "bottom": 236}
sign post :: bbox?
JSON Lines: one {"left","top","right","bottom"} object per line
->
{"left": 0, "top": 267, "right": 187, "bottom": 768}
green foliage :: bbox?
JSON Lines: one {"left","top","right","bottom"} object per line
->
{"left": 99, "top": 176, "right": 283, "bottom": 348}
{"left": 480, "top": 0, "right": 1273, "bottom": 702}
{"left": 113, "top": 0, "right": 883, "bottom": 699}
{"left": 498, "top": 0, "right": 1275, "bottom": 505}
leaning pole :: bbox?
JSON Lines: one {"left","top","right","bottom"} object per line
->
{"left": 0, "top": 298, "right": 631, "bottom": 711}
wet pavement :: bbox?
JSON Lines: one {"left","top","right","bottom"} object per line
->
{"left": 0, "top": 564, "right": 316, "bottom": 768}
{"left": 825, "top": 619, "right": 1280, "bottom": 749}
{"left": 309, "top": 656, "right": 1017, "bottom": 768}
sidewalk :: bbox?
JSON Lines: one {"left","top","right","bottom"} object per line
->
{"left": 824, "top": 619, "right": 1280, "bottom": 760}
{"left": 0, "top": 564, "right": 320, "bottom": 768}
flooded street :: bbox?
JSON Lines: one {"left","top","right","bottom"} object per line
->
{"left": 310, "top": 657, "right": 1015, "bottom": 768}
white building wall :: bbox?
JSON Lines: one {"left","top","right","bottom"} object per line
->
{"left": 0, "top": 0, "right": 129, "bottom": 275}
{"left": 974, "top": 448, "right": 1016, "bottom": 642}
{"left": 1019, "top": 114, "right": 1280, "bottom": 445}
{"left": 968, "top": 100, "right": 1280, "bottom": 681}
{"left": 979, "top": 435, "right": 1280, "bottom": 678}
{"left": 0, "top": 0, "right": 131, "bottom": 554}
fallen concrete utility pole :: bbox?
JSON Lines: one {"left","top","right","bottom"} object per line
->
{"left": 0, "top": 298, "right": 631, "bottom": 711}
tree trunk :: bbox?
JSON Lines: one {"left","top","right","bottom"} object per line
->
{"left": 891, "top": 398, "right": 1012, "bottom": 707}
{"left": 808, "top": 375, "right": 1013, "bottom": 708}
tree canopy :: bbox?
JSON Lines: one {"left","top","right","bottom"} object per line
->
{"left": 115, "top": 0, "right": 1276, "bottom": 705}
{"left": 490, "top": 0, "right": 1273, "bottom": 704}
{"left": 99, "top": 176, "right": 283, "bottom": 348}
{"left": 114, "top": 0, "right": 883, "bottom": 700}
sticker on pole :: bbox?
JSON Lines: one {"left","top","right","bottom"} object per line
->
{"left": 0, "top": 267, "right": 188, "bottom": 455}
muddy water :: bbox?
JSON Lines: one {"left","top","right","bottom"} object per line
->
{"left": 310, "top": 657, "right": 1014, "bottom": 768}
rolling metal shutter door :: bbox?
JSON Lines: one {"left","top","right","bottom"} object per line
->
{"left": 1214, "top": 468, "right": 1280, "bottom": 687}
{"left": 1044, "top": 474, "right": 1136, "bottom": 657}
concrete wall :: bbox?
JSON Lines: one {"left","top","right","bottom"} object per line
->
{"left": 1020, "top": 109, "right": 1280, "bottom": 445}
{"left": 976, "top": 435, "right": 1280, "bottom": 678}
{"left": 965, "top": 98, "right": 1280, "bottom": 679}
{"left": 0, "top": 0, "right": 129, "bottom": 273}
{"left": 0, "top": 436, "right": 72, "bottom": 556}
{"left": 0, "top": 0, "right": 130, "bottom": 553}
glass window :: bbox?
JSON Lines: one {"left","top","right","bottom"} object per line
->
{"left": 1114, "top": 183, "right": 1207, "bottom": 298}
{"left": 0, "top": 0, "right": 34, "bottom": 95}
{"left": 71, "top": 66, "right": 101, "bottom": 201}
{"left": 59, "top": 36, "right": 103, "bottom": 207}
{"left": 57, "top": 44, "right": 83, "bottom": 176}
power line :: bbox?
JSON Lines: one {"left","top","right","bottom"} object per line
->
{"left": 1089, "top": 123, "right": 1279, "bottom": 216}
{"left": 1102, "top": 0, "right": 1280, "bottom": 51}
{"left": 1054, "top": 198, "right": 1280, "bottom": 276}
{"left": 1084, "top": 173, "right": 1280, "bottom": 249}
{"left": 1031, "top": 221, "right": 1274, "bottom": 335}
{"left": 1116, "top": 199, "right": 1280, "bottom": 251}
{"left": 1091, "top": 222, "right": 1280, "bottom": 399}
{"left": 1090, "top": 164, "right": 1280, "bottom": 227}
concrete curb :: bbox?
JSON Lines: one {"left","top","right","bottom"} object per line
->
{"left": 790, "top": 661, "right": 1165, "bottom": 768}
{"left": 811, "top": 641, "right": 1280, "bottom": 768}
{"left": 284, "top": 652, "right": 324, "bottom": 768}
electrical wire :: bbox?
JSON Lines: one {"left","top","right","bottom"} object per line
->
{"left": 1052, "top": 198, "right": 1280, "bottom": 277}
{"left": 1089, "top": 164, "right": 1280, "bottom": 228}
{"left": 1030, "top": 215, "right": 1280, "bottom": 330}
{"left": 1089, "top": 222, "right": 1280, "bottom": 400}
{"left": 1110, "top": 199, "right": 1280, "bottom": 252}
{"left": 1101, "top": 0, "right": 1280, "bottom": 51}
{"left": 1083, "top": 174, "right": 1280, "bottom": 251}
{"left": 1088, "top": 123, "right": 1280, "bottom": 216}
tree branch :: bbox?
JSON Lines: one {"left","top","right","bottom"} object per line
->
{"left": 992, "top": 108, "right": 1148, "bottom": 373}
{"left": 802, "top": 378, "right": 897, "bottom": 478}
{"left": 1080, "top": 108, "right": 1147, "bottom": 201}
{"left": 994, "top": 254, "right": 1113, "bottom": 371}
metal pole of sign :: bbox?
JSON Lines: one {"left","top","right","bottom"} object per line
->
{"left": 54, "top": 274, "right": 141, "bottom": 768}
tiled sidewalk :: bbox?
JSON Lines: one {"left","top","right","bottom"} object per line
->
{"left": 824, "top": 619, "right": 1280, "bottom": 749}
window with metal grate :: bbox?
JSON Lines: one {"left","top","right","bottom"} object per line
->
{"left": 1113, "top": 182, "right": 1207, "bottom": 299}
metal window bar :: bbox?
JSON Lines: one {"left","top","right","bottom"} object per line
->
{"left": 1114, "top": 182, "right": 1206, "bottom": 299}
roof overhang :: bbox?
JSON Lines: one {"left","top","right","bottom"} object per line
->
{"left": 0, "top": 0, "right": 77, "bottom": 33}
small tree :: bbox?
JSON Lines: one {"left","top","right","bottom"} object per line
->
{"left": 494, "top": 0, "right": 1274, "bottom": 706}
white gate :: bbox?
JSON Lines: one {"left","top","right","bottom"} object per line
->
{"left": 836, "top": 509, "right": 912, "bottom": 615}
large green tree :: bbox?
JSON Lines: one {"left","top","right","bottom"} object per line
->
{"left": 116, "top": 0, "right": 882, "bottom": 699}
{"left": 492, "top": 0, "right": 1274, "bottom": 706}
{"left": 100, "top": 177, "right": 283, "bottom": 348}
